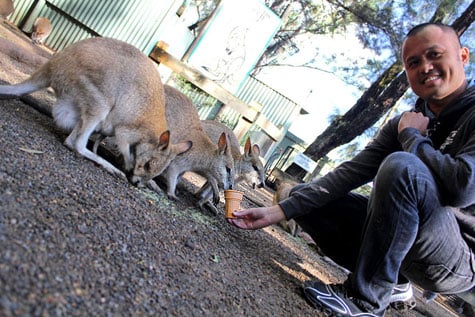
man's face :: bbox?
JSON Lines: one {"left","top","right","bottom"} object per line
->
{"left": 402, "top": 25, "right": 469, "bottom": 106}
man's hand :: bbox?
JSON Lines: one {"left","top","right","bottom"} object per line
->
{"left": 227, "top": 205, "right": 286, "bottom": 230}
{"left": 398, "top": 112, "right": 430, "bottom": 135}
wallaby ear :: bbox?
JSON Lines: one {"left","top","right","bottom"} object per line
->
{"left": 244, "top": 137, "right": 251, "bottom": 155}
{"left": 157, "top": 130, "right": 170, "bottom": 150}
{"left": 251, "top": 144, "right": 260, "bottom": 156}
{"left": 218, "top": 132, "right": 228, "bottom": 154}
{"left": 175, "top": 141, "right": 193, "bottom": 155}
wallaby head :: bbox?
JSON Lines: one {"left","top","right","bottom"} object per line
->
{"left": 0, "top": 37, "right": 187, "bottom": 185}
{"left": 241, "top": 137, "right": 265, "bottom": 189}
{"left": 129, "top": 130, "right": 192, "bottom": 186}
{"left": 215, "top": 131, "right": 235, "bottom": 191}
{"left": 160, "top": 85, "right": 235, "bottom": 201}
{"left": 201, "top": 120, "right": 265, "bottom": 189}
{"left": 31, "top": 17, "right": 52, "bottom": 45}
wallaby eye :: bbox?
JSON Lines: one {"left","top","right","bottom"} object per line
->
{"left": 226, "top": 167, "right": 232, "bottom": 174}
{"left": 252, "top": 165, "right": 259, "bottom": 172}
{"left": 144, "top": 161, "right": 151, "bottom": 171}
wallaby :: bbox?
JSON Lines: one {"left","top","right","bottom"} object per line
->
{"left": 197, "top": 120, "right": 265, "bottom": 211}
{"left": 0, "top": 0, "right": 14, "bottom": 19}
{"left": 202, "top": 120, "right": 265, "bottom": 188}
{"left": 272, "top": 178, "right": 301, "bottom": 236}
{"left": 0, "top": 37, "right": 191, "bottom": 186}
{"left": 31, "top": 17, "right": 52, "bottom": 45}
{"left": 157, "top": 85, "right": 235, "bottom": 209}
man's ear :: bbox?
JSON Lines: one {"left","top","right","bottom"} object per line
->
{"left": 461, "top": 46, "right": 470, "bottom": 65}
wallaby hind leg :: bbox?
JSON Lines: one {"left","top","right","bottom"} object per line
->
{"left": 59, "top": 94, "right": 126, "bottom": 180}
{"left": 64, "top": 116, "right": 126, "bottom": 180}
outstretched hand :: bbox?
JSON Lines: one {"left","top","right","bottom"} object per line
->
{"left": 227, "top": 205, "right": 286, "bottom": 230}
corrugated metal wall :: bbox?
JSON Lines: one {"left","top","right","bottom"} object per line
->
{"left": 179, "top": 75, "right": 300, "bottom": 135}
{"left": 10, "top": 0, "right": 182, "bottom": 53}
{"left": 236, "top": 76, "right": 299, "bottom": 133}
{"left": 175, "top": 74, "right": 301, "bottom": 160}
{"left": 8, "top": 0, "right": 304, "bottom": 160}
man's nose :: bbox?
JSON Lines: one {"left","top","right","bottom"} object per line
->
{"left": 420, "top": 58, "right": 434, "bottom": 73}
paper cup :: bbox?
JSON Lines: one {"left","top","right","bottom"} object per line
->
{"left": 224, "top": 189, "right": 243, "bottom": 218}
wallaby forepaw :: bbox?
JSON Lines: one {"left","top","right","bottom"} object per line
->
{"left": 146, "top": 180, "right": 162, "bottom": 193}
{"left": 167, "top": 192, "right": 178, "bottom": 201}
{"left": 114, "top": 169, "right": 127, "bottom": 181}
{"left": 212, "top": 194, "right": 220, "bottom": 205}
{"left": 202, "top": 200, "right": 219, "bottom": 216}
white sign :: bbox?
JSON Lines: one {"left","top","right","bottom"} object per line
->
{"left": 187, "top": 0, "right": 281, "bottom": 93}
{"left": 293, "top": 152, "right": 317, "bottom": 173}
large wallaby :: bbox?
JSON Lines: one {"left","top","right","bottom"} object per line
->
{"left": 0, "top": 0, "right": 14, "bottom": 19}
{"left": 31, "top": 17, "right": 52, "bottom": 45}
{"left": 0, "top": 37, "right": 191, "bottom": 186}
{"left": 201, "top": 120, "right": 265, "bottom": 188}
{"left": 158, "top": 85, "right": 235, "bottom": 208}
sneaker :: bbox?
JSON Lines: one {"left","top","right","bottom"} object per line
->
{"left": 390, "top": 283, "right": 416, "bottom": 311}
{"left": 303, "top": 280, "right": 384, "bottom": 317}
{"left": 390, "top": 282, "right": 413, "bottom": 303}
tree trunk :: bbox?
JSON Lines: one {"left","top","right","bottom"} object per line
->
{"left": 286, "top": 0, "right": 475, "bottom": 180}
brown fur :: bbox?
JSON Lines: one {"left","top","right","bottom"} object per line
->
{"left": 31, "top": 17, "right": 52, "bottom": 44}
{"left": 201, "top": 120, "right": 265, "bottom": 188}
{"left": 198, "top": 120, "right": 266, "bottom": 212}
{"left": 272, "top": 178, "right": 301, "bottom": 236}
{"left": 0, "top": 0, "right": 14, "bottom": 19}
{"left": 158, "top": 85, "right": 235, "bottom": 207}
{"left": 0, "top": 37, "right": 190, "bottom": 186}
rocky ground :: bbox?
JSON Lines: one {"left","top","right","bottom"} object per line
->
{"left": 0, "top": 19, "right": 464, "bottom": 316}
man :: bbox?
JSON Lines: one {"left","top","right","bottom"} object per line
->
{"left": 228, "top": 22, "right": 475, "bottom": 316}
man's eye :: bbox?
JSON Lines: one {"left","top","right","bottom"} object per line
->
{"left": 407, "top": 60, "right": 418, "bottom": 68}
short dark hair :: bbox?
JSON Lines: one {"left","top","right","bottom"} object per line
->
{"left": 405, "top": 22, "right": 461, "bottom": 46}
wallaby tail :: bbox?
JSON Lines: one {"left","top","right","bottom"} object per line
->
{"left": 0, "top": 64, "right": 51, "bottom": 97}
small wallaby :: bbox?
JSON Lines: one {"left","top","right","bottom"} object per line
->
{"left": 272, "top": 178, "right": 301, "bottom": 237}
{"left": 0, "top": 0, "right": 14, "bottom": 19}
{"left": 31, "top": 17, "right": 52, "bottom": 45}
{"left": 0, "top": 37, "right": 191, "bottom": 186}
{"left": 157, "top": 85, "right": 235, "bottom": 208}
{"left": 198, "top": 120, "right": 265, "bottom": 212}
{"left": 201, "top": 120, "right": 265, "bottom": 188}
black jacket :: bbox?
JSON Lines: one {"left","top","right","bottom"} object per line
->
{"left": 280, "top": 82, "right": 475, "bottom": 250}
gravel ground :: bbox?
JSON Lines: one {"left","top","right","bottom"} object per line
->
{"left": 0, "top": 20, "right": 347, "bottom": 317}
{"left": 0, "top": 19, "right": 458, "bottom": 317}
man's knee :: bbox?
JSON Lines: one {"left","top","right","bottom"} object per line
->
{"left": 377, "top": 152, "right": 429, "bottom": 182}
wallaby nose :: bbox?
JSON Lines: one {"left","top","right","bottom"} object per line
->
{"left": 127, "top": 172, "right": 142, "bottom": 187}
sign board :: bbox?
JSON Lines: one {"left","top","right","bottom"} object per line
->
{"left": 187, "top": 0, "right": 281, "bottom": 93}
{"left": 293, "top": 152, "right": 317, "bottom": 173}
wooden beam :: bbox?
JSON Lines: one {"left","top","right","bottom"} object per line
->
{"left": 150, "top": 46, "right": 258, "bottom": 121}
{"left": 149, "top": 46, "right": 283, "bottom": 141}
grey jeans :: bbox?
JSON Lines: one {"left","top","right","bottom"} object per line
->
{"left": 294, "top": 152, "right": 475, "bottom": 313}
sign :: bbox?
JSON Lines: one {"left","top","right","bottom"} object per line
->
{"left": 187, "top": 0, "right": 281, "bottom": 93}
{"left": 293, "top": 152, "right": 317, "bottom": 173}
